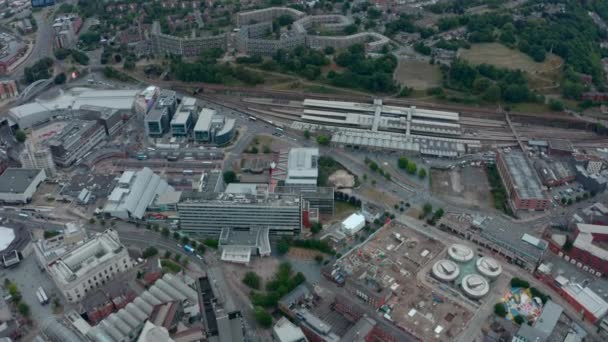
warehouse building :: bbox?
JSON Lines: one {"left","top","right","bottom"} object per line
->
{"left": 0, "top": 168, "right": 46, "bottom": 204}
{"left": 496, "top": 150, "right": 549, "bottom": 211}
{"left": 178, "top": 191, "right": 304, "bottom": 236}
{"left": 45, "top": 229, "right": 133, "bottom": 303}
{"left": 564, "top": 223, "right": 608, "bottom": 277}
{"left": 103, "top": 168, "right": 173, "bottom": 220}
{"left": 48, "top": 120, "right": 106, "bottom": 167}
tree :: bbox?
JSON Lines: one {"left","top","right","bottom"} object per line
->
{"left": 254, "top": 307, "right": 272, "bottom": 328}
{"left": 398, "top": 157, "right": 409, "bottom": 169}
{"left": 123, "top": 58, "right": 136, "bottom": 70}
{"left": 324, "top": 46, "right": 335, "bottom": 55}
{"left": 70, "top": 49, "right": 89, "bottom": 65}
{"left": 54, "top": 72, "right": 67, "bottom": 85}
{"left": 18, "top": 303, "right": 30, "bottom": 317}
{"left": 494, "top": 303, "right": 507, "bottom": 317}
{"left": 14, "top": 130, "right": 26, "bottom": 143}
{"left": 316, "top": 135, "right": 330, "bottom": 146}
{"left": 161, "top": 228, "right": 170, "bottom": 237}
{"left": 511, "top": 277, "right": 530, "bottom": 289}
{"left": 142, "top": 247, "right": 158, "bottom": 258}
{"left": 433, "top": 208, "right": 445, "bottom": 220}
{"left": 164, "top": 250, "right": 172, "bottom": 259}
{"left": 514, "top": 314, "right": 525, "bottom": 325}
{"left": 310, "top": 222, "right": 323, "bottom": 234}
{"left": 314, "top": 255, "right": 324, "bottom": 264}
{"left": 423, "top": 203, "right": 433, "bottom": 216}
{"left": 303, "top": 130, "right": 311, "bottom": 139}
{"left": 181, "top": 236, "right": 190, "bottom": 245}
{"left": 406, "top": 162, "right": 417, "bottom": 175}
{"left": 262, "top": 145, "right": 271, "bottom": 154}
{"left": 173, "top": 232, "right": 180, "bottom": 240}
{"left": 343, "top": 24, "right": 358, "bottom": 35}
{"left": 549, "top": 99, "right": 564, "bottom": 112}
{"left": 174, "top": 254, "right": 181, "bottom": 262}
{"left": 277, "top": 238, "right": 290, "bottom": 255}
{"left": 89, "top": 218, "right": 95, "bottom": 224}
{"left": 418, "top": 168, "right": 427, "bottom": 179}
{"left": 197, "top": 244, "right": 205, "bottom": 254}
{"left": 223, "top": 170, "right": 238, "bottom": 184}
{"left": 243, "top": 271, "right": 261, "bottom": 289}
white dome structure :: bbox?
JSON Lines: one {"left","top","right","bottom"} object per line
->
{"left": 476, "top": 257, "right": 502, "bottom": 280}
{"left": 432, "top": 259, "right": 460, "bottom": 282}
{"left": 448, "top": 244, "right": 474, "bottom": 263}
{"left": 461, "top": 274, "right": 490, "bottom": 299}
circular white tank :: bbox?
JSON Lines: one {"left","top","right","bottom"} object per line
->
{"left": 448, "top": 244, "right": 474, "bottom": 263}
{"left": 461, "top": 274, "right": 490, "bottom": 299}
{"left": 476, "top": 257, "right": 502, "bottom": 279}
{"left": 432, "top": 259, "right": 460, "bottom": 282}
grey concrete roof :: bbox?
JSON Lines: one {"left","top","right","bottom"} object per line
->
{"left": 501, "top": 151, "right": 545, "bottom": 200}
{"left": 0, "top": 168, "right": 43, "bottom": 193}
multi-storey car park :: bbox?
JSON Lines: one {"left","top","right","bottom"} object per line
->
{"left": 150, "top": 7, "right": 390, "bottom": 58}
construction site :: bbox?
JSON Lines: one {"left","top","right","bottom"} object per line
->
{"left": 333, "top": 222, "right": 473, "bottom": 341}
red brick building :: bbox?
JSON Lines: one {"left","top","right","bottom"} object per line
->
{"left": 496, "top": 151, "right": 549, "bottom": 211}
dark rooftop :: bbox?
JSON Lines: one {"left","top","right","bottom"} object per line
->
{"left": 0, "top": 168, "right": 43, "bottom": 194}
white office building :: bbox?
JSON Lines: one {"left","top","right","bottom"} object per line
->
{"left": 103, "top": 168, "right": 174, "bottom": 220}
{"left": 284, "top": 148, "right": 319, "bottom": 187}
{"left": 45, "top": 229, "right": 133, "bottom": 303}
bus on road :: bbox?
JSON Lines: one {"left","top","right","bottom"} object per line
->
{"left": 183, "top": 245, "right": 194, "bottom": 254}
{"left": 248, "top": 116, "right": 257, "bottom": 121}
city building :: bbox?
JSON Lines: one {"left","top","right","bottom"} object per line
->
{"left": 8, "top": 88, "right": 139, "bottom": 129}
{"left": 0, "top": 222, "right": 29, "bottom": 268}
{"left": 548, "top": 139, "right": 574, "bottom": 156}
{"left": 533, "top": 159, "right": 575, "bottom": 187}
{"left": 218, "top": 227, "right": 271, "bottom": 264}
{"left": 0, "top": 33, "right": 27, "bottom": 74}
{"left": 438, "top": 213, "right": 547, "bottom": 271}
{"left": 134, "top": 85, "right": 160, "bottom": 115}
{"left": 19, "top": 140, "right": 56, "bottom": 176}
{"left": 275, "top": 186, "right": 334, "bottom": 216}
{"left": 555, "top": 223, "right": 608, "bottom": 277}
{"left": 341, "top": 213, "right": 366, "bottom": 236}
{"left": 574, "top": 164, "right": 608, "bottom": 194}
{"left": 177, "top": 191, "right": 304, "bottom": 236}
{"left": 0, "top": 80, "right": 18, "bottom": 99}
{"left": 103, "top": 168, "right": 174, "bottom": 220}
{"left": 44, "top": 229, "right": 133, "bottom": 303}
{"left": 150, "top": 21, "right": 227, "bottom": 57}
{"left": 273, "top": 317, "right": 307, "bottom": 342}
{"left": 53, "top": 14, "right": 83, "bottom": 49}
{"left": 48, "top": 120, "right": 106, "bottom": 167}
{"left": 278, "top": 283, "right": 316, "bottom": 319}
{"left": 496, "top": 150, "right": 549, "bottom": 210}
{"left": 33, "top": 222, "right": 87, "bottom": 267}
{"left": 294, "top": 308, "right": 340, "bottom": 342}
{"left": 0, "top": 168, "right": 46, "bottom": 203}
{"left": 285, "top": 148, "right": 319, "bottom": 187}
{"left": 144, "top": 89, "right": 178, "bottom": 137}
{"left": 145, "top": 107, "right": 170, "bottom": 137}
{"left": 170, "top": 111, "right": 192, "bottom": 137}
{"left": 60, "top": 273, "right": 200, "bottom": 341}
{"left": 193, "top": 108, "right": 236, "bottom": 145}
{"left": 149, "top": 300, "right": 184, "bottom": 333}
{"left": 553, "top": 276, "right": 608, "bottom": 323}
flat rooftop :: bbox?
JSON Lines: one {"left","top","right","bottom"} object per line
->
{"left": 500, "top": 151, "right": 545, "bottom": 200}
{"left": 171, "top": 111, "right": 190, "bottom": 126}
{"left": 0, "top": 168, "right": 43, "bottom": 194}
{"left": 193, "top": 108, "right": 216, "bottom": 132}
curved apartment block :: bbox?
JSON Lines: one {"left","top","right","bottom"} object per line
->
{"left": 150, "top": 7, "right": 390, "bottom": 57}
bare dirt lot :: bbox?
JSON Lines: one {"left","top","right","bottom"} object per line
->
{"left": 431, "top": 166, "right": 494, "bottom": 210}
{"left": 393, "top": 58, "right": 443, "bottom": 90}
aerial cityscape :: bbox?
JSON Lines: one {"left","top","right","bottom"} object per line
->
{"left": 0, "top": 0, "right": 607, "bottom": 341}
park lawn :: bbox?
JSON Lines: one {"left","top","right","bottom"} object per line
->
{"left": 393, "top": 58, "right": 443, "bottom": 90}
